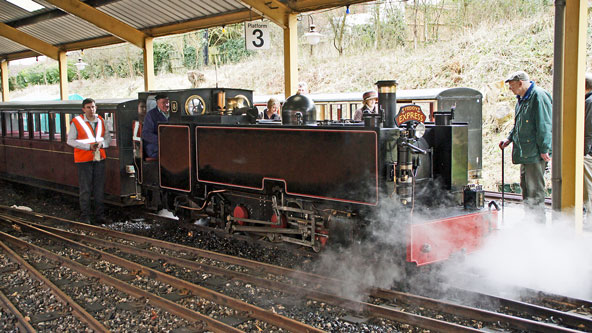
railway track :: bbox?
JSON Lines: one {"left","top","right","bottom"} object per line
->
{"left": 0, "top": 205, "right": 590, "bottom": 332}
{"left": 484, "top": 190, "right": 553, "bottom": 205}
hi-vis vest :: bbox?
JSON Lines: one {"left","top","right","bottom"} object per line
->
{"left": 72, "top": 115, "right": 106, "bottom": 163}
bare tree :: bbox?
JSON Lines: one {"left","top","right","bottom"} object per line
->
{"left": 328, "top": 10, "right": 347, "bottom": 56}
{"left": 372, "top": 3, "right": 381, "bottom": 49}
{"left": 412, "top": 0, "right": 419, "bottom": 49}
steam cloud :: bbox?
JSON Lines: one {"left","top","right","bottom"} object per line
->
{"left": 441, "top": 205, "right": 592, "bottom": 300}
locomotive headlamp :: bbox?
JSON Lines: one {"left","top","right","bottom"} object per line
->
{"left": 414, "top": 122, "right": 425, "bottom": 139}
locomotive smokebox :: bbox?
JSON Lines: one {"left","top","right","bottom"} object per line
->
{"left": 376, "top": 80, "right": 398, "bottom": 128}
{"left": 281, "top": 94, "right": 317, "bottom": 126}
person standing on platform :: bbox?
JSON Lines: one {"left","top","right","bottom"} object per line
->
{"left": 142, "top": 94, "right": 169, "bottom": 159}
{"left": 353, "top": 90, "right": 378, "bottom": 121}
{"left": 583, "top": 73, "right": 592, "bottom": 218}
{"left": 67, "top": 98, "right": 112, "bottom": 224}
{"left": 297, "top": 82, "right": 308, "bottom": 95}
{"left": 499, "top": 71, "right": 552, "bottom": 209}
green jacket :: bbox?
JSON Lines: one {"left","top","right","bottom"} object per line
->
{"left": 507, "top": 82, "right": 552, "bottom": 164}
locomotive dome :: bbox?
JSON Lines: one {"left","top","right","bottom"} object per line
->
{"left": 281, "top": 94, "right": 316, "bottom": 125}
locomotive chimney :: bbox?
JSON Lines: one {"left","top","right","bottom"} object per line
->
{"left": 376, "top": 80, "right": 398, "bottom": 128}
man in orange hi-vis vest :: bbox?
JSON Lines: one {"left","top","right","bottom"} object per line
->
{"left": 67, "top": 98, "right": 112, "bottom": 224}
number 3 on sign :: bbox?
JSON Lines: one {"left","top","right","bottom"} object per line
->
{"left": 245, "top": 22, "right": 270, "bottom": 50}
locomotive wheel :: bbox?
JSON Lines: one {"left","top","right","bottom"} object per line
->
{"left": 312, "top": 240, "right": 322, "bottom": 253}
{"left": 233, "top": 205, "right": 249, "bottom": 226}
{"left": 271, "top": 213, "right": 287, "bottom": 228}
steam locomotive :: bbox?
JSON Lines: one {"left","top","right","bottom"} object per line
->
{"left": 137, "top": 81, "right": 497, "bottom": 265}
{"left": 0, "top": 82, "right": 497, "bottom": 266}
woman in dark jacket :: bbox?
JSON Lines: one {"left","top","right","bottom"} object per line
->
{"left": 264, "top": 97, "right": 281, "bottom": 120}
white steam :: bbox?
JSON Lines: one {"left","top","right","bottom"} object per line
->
{"left": 441, "top": 205, "right": 592, "bottom": 300}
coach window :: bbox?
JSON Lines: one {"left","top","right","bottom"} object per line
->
{"left": 52, "top": 112, "right": 62, "bottom": 141}
{"left": 330, "top": 104, "right": 341, "bottom": 121}
{"left": 20, "top": 112, "right": 32, "bottom": 139}
{"left": 4, "top": 112, "right": 19, "bottom": 137}
{"left": 32, "top": 112, "right": 50, "bottom": 140}
{"left": 350, "top": 103, "right": 360, "bottom": 119}
{"left": 64, "top": 113, "right": 76, "bottom": 139}
{"left": 316, "top": 104, "right": 326, "bottom": 121}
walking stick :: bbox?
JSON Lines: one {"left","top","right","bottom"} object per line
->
{"left": 501, "top": 147, "right": 505, "bottom": 215}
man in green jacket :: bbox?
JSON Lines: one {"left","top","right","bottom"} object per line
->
{"left": 499, "top": 71, "right": 552, "bottom": 208}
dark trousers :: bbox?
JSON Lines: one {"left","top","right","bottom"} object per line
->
{"left": 520, "top": 160, "right": 547, "bottom": 208}
{"left": 77, "top": 160, "right": 106, "bottom": 220}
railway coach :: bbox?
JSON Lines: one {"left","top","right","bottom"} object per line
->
{"left": 0, "top": 99, "right": 139, "bottom": 205}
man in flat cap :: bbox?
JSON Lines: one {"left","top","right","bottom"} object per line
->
{"left": 353, "top": 90, "right": 378, "bottom": 121}
{"left": 499, "top": 71, "right": 552, "bottom": 209}
{"left": 142, "top": 93, "right": 170, "bottom": 159}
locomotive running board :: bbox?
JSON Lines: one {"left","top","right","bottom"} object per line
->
{"left": 406, "top": 210, "right": 498, "bottom": 266}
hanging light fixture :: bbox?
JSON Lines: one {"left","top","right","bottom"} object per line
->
{"left": 303, "top": 16, "right": 323, "bottom": 45}
{"left": 74, "top": 58, "right": 87, "bottom": 71}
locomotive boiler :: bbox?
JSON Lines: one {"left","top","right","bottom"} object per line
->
{"left": 137, "top": 81, "right": 497, "bottom": 265}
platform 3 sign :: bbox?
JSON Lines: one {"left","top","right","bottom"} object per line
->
{"left": 245, "top": 22, "right": 270, "bottom": 50}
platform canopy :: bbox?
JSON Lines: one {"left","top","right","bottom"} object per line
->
{"left": 0, "top": 0, "right": 371, "bottom": 59}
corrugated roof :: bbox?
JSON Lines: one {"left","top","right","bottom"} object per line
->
{"left": 19, "top": 15, "right": 111, "bottom": 45}
{"left": 0, "top": 0, "right": 254, "bottom": 59}
{"left": 0, "top": 0, "right": 370, "bottom": 61}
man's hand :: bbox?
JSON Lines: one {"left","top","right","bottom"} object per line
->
{"left": 499, "top": 139, "right": 511, "bottom": 150}
{"left": 540, "top": 153, "right": 551, "bottom": 162}
{"left": 90, "top": 143, "right": 99, "bottom": 151}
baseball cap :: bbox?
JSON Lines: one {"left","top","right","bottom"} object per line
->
{"left": 505, "top": 71, "right": 530, "bottom": 82}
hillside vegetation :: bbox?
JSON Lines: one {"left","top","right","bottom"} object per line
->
{"left": 7, "top": 1, "right": 592, "bottom": 191}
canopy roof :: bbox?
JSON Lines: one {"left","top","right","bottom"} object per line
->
{"left": 0, "top": 0, "right": 369, "bottom": 61}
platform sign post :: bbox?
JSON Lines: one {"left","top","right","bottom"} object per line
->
{"left": 245, "top": 22, "right": 270, "bottom": 50}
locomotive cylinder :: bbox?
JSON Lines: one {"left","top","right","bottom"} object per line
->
{"left": 376, "top": 80, "right": 398, "bottom": 128}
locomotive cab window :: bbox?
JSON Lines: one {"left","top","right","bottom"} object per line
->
{"left": 146, "top": 96, "right": 156, "bottom": 113}
{"left": 185, "top": 95, "right": 206, "bottom": 115}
